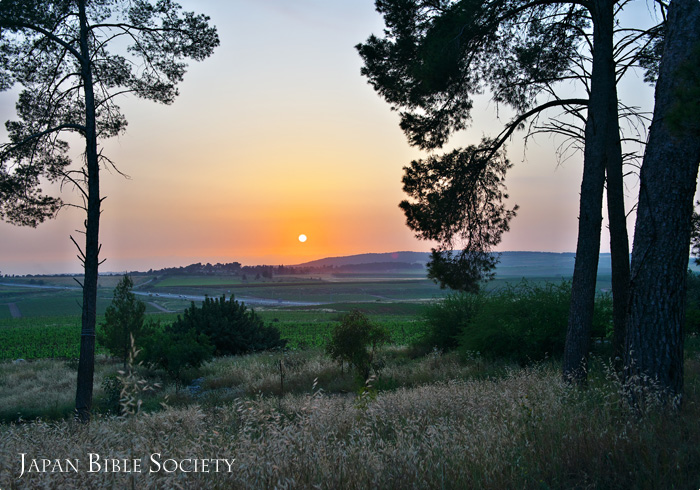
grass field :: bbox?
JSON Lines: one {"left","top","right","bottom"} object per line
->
{"left": 2, "top": 269, "right": 617, "bottom": 319}
{"left": 2, "top": 346, "right": 699, "bottom": 488}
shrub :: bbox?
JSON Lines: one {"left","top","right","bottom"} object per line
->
{"left": 171, "top": 295, "right": 286, "bottom": 356}
{"left": 457, "top": 281, "right": 611, "bottom": 364}
{"left": 421, "top": 292, "right": 482, "bottom": 350}
{"left": 326, "top": 310, "right": 390, "bottom": 381}
{"left": 140, "top": 324, "right": 214, "bottom": 390}
{"left": 99, "top": 374, "right": 123, "bottom": 414}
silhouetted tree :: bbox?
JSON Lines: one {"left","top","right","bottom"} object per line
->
{"left": 400, "top": 143, "right": 517, "bottom": 291}
{"left": 623, "top": 0, "right": 700, "bottom": 407}
{"left": 357, "top": 0, "right": 659, "bottom": 381}
{"left": 0, "top": 0, "right": 219, "bottom": 421}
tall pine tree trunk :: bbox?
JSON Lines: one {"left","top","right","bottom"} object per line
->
{"left": 75, "top": 0, "right": 100, "bottom": 423}
{"left": 563, "top": 0, "right": 618, "bottom": 383}
{"left": 606, "top": 112, "right": 630, "bottom": 372}
{"left": 624, "top": 0, "right": 700, "bottom": 407}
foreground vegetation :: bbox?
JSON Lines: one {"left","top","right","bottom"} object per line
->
{"left": 3, "top": 276, "right": 700, "bottom": 487}
{"left": 1, "top": 345, "right": 699, "bottom": 489}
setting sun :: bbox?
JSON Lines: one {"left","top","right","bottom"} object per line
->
{"left": 298, "top": 234, "right": 307, "bottom": 243}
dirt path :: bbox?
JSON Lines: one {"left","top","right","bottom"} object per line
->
{"left": 8, "top": 303, "right": 22, "bottom": 318}
{"left": 148, "top": 302, "right": 173, "bottom": 313}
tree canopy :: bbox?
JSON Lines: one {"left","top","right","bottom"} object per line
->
{"left": 400, "top": 141, "right": 517, "bottom": 291}
{"left": 357, "top": 0, "right": 599, "bottom": 293}
{"left": 358, "top": 0, "right": 590, "bottom": 151}
{"left": 0, "top": 0, "right": 219, "bottom": 223}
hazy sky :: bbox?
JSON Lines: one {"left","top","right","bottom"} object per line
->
{"left": 0, "top": 1, "right": 664, "bottom": 275}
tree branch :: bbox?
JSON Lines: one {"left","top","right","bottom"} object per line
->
{"left": 486, "top": 97, "right": 588, "bottom": 159}
{"left": 0, "top": 124, "right": 86, "bottom": 158}
{"left": 0, "top": 19, "right": 83, "bottom": 63}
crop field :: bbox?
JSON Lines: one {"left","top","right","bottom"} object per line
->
{"left": 2, "top": 274, "right": 153, "bottom": 289}
{"left": 0, "top": 296, "right": 428, "bottom": 360}
{"left": 0, "top": 271, "right": 596, "bottom": 362}
{"left": 153, "top": 275, "right": 248, "bottom": 287}
{"left": 1, "top": 270, "right": 616, "bottom": 361}
{"left": 486, "top": 274, "right": 613, "bottom": 292}
{"left": 257, "top": 305, "right": 426, "bottom": 349}
{"left": 0, "top": 286, "right": 168, "bottom": 319}
{"left": 152, "top": 277, "right": 449, "bottom": 304}
{"left": 0, "top": 316, "right": 82, "bottom": 360}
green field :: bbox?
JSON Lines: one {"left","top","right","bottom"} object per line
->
{"left": 2, "top": 271, "right": 611, "bottom": 361}
{"left": 0, "top": 316, "right": 82, "bottom": 359}
{"left": 0, "top": 287, "right": 169, "bottom": 319}
{"left": 0, "top": 302, "right": 427, "bottom": 361}
{"left": 153, "top": 275, "right": 248, "bottom": 287}
{"left": 0, "top": 272, "right": 436, "bottom": 360}
{"left": 257, "top": 306, "right": 426, "bottom": 349}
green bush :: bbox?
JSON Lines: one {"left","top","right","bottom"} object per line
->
{"left": 326, "top": 310, "right": 390, "bottom": 381}
{"left": 171, "top": 295, "right": 286, "bottom": 356}
{"left": 457, "top": 281, "right": 611, "bottom": 364}
{"left": 140, "top": 324, "right": 214, "bottom": 390}
{"left": 421, "top": 281, "right": 612, "bottom": 364}
{"left": 99, "top": 373, "right": 123, "bottom": 415}
{"left": 421, "top": 292, "right": 482, "bottom": 350}
{"left": 458, "top": 282, "right": 569, "bottom": 364}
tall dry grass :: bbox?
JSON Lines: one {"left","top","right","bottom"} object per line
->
{"left": 1, "top": 359, "right": 699, "bottom": 489}
{"left": 0, "top": 357, "right": 118, "bottom": 421}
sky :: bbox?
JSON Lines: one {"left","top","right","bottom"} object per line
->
{"left": 0, "top": 0, "right": 664, "bottom": 275}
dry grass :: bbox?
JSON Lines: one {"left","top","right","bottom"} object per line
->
{"left": 1, "top": 355, "right": 700, "bottom": 489}
{"left": 0, "top": 356, "right": 119, "bottom": 421}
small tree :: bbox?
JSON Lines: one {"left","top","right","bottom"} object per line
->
{"left": 326, "top": 310, "right": 390, "bottom": 381}
{"left": 172, "top": 295, "right": 286, "bottom": 356}
{"left": 98, "top": 275, "right": 148, "bottom": 369}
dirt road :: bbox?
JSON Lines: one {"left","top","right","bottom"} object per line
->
{"left": 7, "top": 303, "right": 21, "bottom": 318}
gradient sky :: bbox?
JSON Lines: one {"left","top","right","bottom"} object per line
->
{"left": 0, "top": 1, "right": 667, "bottom": 275}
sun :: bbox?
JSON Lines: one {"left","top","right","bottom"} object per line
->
{"left": 298, "top": 234, "right": 307, "bottom": 243}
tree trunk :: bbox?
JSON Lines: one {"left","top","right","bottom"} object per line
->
{"left": 606, "top": 107, "right": 630, "bottom": 373}
{"left": 624, "top": 0, "right": 700, "bottom": 407}
{"left": 75, "top": 0, "right": 100, "bottom": 423}
{"left": 563, "top": 0, "right": 618, "bottom": 383}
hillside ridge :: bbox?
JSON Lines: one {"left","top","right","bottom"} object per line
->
{"left": 294, "top": 251, "right": 615, "bottom": 277}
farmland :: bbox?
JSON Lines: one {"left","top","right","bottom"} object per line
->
{"left": 0, "top": 260, "right": 627, "bottom": 362}
{"left": 0, "top": 272, "right": 441, "bottom": 360}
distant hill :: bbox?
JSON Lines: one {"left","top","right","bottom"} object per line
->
{"left": 295, "top": 251, "right": 432, "bottom": 268}
{"left": 295, "top": 251, "right": 616, "bottom": 277}
{"left": 495, "top": 252, "right": 612, "bottom": 277}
